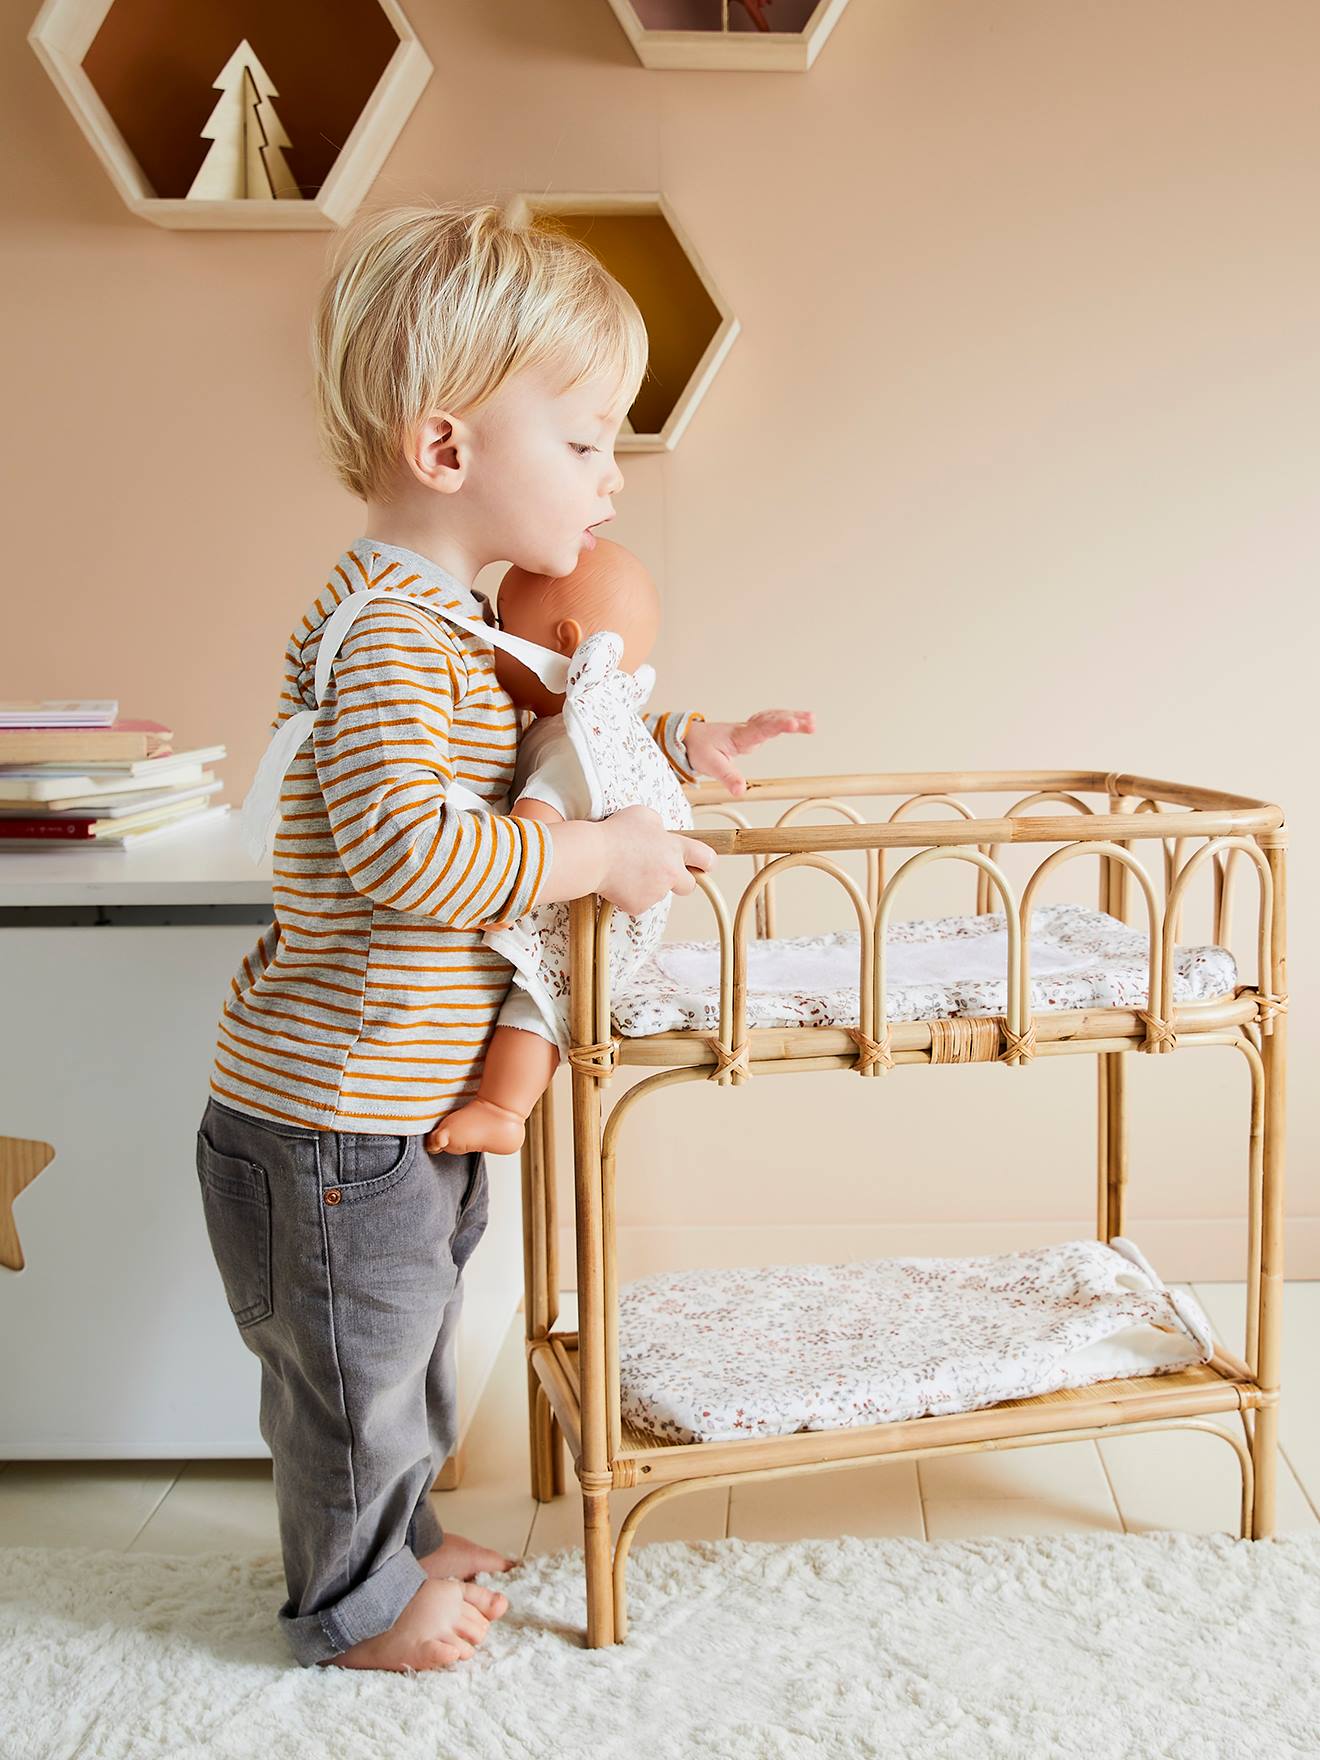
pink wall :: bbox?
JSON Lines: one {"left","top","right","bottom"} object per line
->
{"left": 6, "top": 0, "right": 1317, "bottom": 1272}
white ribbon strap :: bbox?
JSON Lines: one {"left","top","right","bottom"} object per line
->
{"left": 444, "top": 778, "right": 494, "bottom": 815}
{"left": 472, "top": 620, "right": 571, "bottom": 693}
{"left": 239, "top": 708, "right": 316, "bottom": 863}
{"left": 238, "top": 586, "right": 570, "bottom": 865}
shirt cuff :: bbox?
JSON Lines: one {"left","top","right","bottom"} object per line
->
{"left": 653, "top": 710, "right": 704, "bottom": 784}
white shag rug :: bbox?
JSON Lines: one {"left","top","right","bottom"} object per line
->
{"left": 3, "top": 1534, "right": 1319, "bottom": 1759}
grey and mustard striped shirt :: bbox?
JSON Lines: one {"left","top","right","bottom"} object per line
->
{"left": 209, "top": 537, "right": 700, "bottom": 1132}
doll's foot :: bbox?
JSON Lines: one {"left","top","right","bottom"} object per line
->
{"left": 425, "top": 1099, "right": 527, "bottom": 1156}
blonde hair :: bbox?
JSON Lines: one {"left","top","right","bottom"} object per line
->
{"left": 311, "top": 200, "right": 649, "bottom": 503}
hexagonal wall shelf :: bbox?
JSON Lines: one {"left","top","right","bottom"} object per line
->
{"left": 28, "top": 0, "right": 432, "bottom": 229}
{"left": 504, "top": 193, "right": 739, "bottom": 452}
{"left": 603, "top": 0, "right": 851, "bottom": 71}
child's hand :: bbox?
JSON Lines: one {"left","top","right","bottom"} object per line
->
{"left": 598, "top": 805, "right": 716, "bottom": 915}
{"left": 684, "top": 709, "right": 816, "bottom": 797}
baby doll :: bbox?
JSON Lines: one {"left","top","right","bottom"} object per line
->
{"left": 425, "top": 538, "right": 690, "bottom": 1155}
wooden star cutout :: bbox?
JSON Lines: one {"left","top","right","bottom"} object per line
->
{"left": 1, "top": 1136, "right": 56, "bottom": 1272}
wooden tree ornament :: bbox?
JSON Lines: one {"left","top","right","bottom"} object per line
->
{"left": 187, "top": 40, "right": 302, "bottom": 202}
{"left": 0, "top": 1136, "right": 55, "bottom": 1272}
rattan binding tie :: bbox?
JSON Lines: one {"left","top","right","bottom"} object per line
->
{"left": 1138, "top": 1011, "right": 1178, "bottom": 1053}
{"left": 846, "top": 1026, "right": 894, "bottom": 1074}
{"left": 703, "top": 1037, "right": 750, "bottom": 1081}
{"left": 567, "top": 1038, "right": 620, "bottom": 1080}
{"left": 928, "top": 1016, "right": 1002, "bottom": 1064}
{"left": 1256, "top": 990, "right": 1289, "bottom": 1029}
{"left": 1000, "top": 1018, "right": 1038, "bottom": 1066}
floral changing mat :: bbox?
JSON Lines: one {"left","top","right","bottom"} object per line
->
{"left": 616, "top": 1237, "right": 1217, "bottom": 1445}
{"left": 611, "top": 901, "right": 1237, "bottom": 1036}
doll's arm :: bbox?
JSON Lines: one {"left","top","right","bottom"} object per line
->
{"left": 512, "top": 796, "right": 564, "bottom": 827}
{"left": 643, "top": 706, "right": 817, "bottom": 794}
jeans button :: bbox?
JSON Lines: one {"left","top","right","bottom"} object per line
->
{"left": 324, "top": 1188, "right": 342, "bottom": 1206}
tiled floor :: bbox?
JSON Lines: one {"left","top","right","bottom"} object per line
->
{"left": 2, "top": 1283, "right": 1314, "bottom": 1557}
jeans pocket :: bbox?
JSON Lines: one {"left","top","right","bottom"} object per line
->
{"left": 195, "top": 1133, "right": 273, "bottom": 1329}
{"left": 452, "top": 1153, "right": 490, "bottom": 1275}
{"left": 332, "top": 1132, "right": 416, "bottom": 1205}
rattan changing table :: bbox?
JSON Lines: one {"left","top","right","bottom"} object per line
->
{"left": 517, "top": 770, "right": 1288, "bottom": 1645}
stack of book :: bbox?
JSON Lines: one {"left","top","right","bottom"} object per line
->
{"left": 0, "top": 701, "right": 229, "bottom": 850}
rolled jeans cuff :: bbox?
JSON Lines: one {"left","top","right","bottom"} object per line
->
{"left": 281, "top": 1546, "right": 427, "bottom": 1667}
{"left": 409, "top": 1494, "right": 445, "bottom": 1558}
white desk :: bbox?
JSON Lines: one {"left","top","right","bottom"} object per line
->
{"left": 0, "top": 807, "right": 272, "bottom": 909}
{"left": 0, "top": 811, "right": 523, "bottom": 1464}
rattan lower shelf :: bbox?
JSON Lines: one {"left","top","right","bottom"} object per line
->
{"left": 530, "top": 1334, "right": 1264, "bottom": 1488}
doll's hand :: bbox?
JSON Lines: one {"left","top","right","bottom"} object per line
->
{"left": 684, "top": 709, "right": 816, "bottom": 798}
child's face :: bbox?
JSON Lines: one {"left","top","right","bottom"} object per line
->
{"left": 467, "top": 364, "right": 630, "bottom": 580}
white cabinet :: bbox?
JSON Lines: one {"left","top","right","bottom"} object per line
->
{"left": 0, "top": 816, "right": 521, "bottom": 1464}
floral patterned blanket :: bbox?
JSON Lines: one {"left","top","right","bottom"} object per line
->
{"left": 611, "top": 902, "right": 1238, "bottom": 1035}
{"left": 616, "top": 1237, "right": 1216, "bottom": 1444}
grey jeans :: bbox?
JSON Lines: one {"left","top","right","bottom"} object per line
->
{"left": 194, "top": 1095, "right": 490, "bottom": 1667}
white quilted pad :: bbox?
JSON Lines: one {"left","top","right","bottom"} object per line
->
{"left": 611, "top": 901, "right": 1237, "bottom": 1036}
{"left": 617, "top": 1237, "right": 1216, "bottom": 1446}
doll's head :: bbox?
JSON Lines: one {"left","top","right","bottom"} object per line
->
{"left": 494, "top": 537, "right": 660, "bottom": 717}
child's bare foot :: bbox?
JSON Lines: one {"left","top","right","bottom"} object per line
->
{"left": 424, "top": 1098, "right": 526, "bottom": 1156}
{"left": 418, "top": 1531, "right": 520, "bottom": 1581}
{"left": 317, "top": 1575, "right": 508, "bottom": 1674}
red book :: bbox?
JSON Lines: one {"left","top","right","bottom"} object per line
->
{"left": 0, "top": 797, "right": 207, "bottom": 841}
{"left": 0, "top": 819, "right": 96, "bottom": 839}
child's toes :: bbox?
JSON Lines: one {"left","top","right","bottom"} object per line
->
{"left": 464, "top": 1583, "right": 508, "bottom": 1619}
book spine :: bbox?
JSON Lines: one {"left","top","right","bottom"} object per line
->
{"left": 0, "top": 736, "right": 157, "bottom": 763}
{"left": 0, "top": 819, "right": 95, "bottom": 839}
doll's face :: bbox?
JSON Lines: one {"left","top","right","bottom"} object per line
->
{"left": 494, "top": 539, "right": 660, "bottom": 717}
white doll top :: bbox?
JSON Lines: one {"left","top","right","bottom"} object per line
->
{"left": 511, "top": 716, "right": 594, "bottom": 822}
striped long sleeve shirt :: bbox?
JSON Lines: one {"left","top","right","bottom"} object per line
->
{"left": 209, "top": 537, "right": 701, "bottom": 1133}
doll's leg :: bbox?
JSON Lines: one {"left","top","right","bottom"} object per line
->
{"left": 424, "top": 795, "right": 565, "bottom": 1156}
{"left": 424, "top": 1025, "right": 559, "bottom": 1155}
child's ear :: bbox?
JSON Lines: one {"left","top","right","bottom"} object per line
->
{"left": 409, "top": 410, "right": 468, "bottom": 493}
{"left": 553, "top": 616, "right": 584, "bottom": 656}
